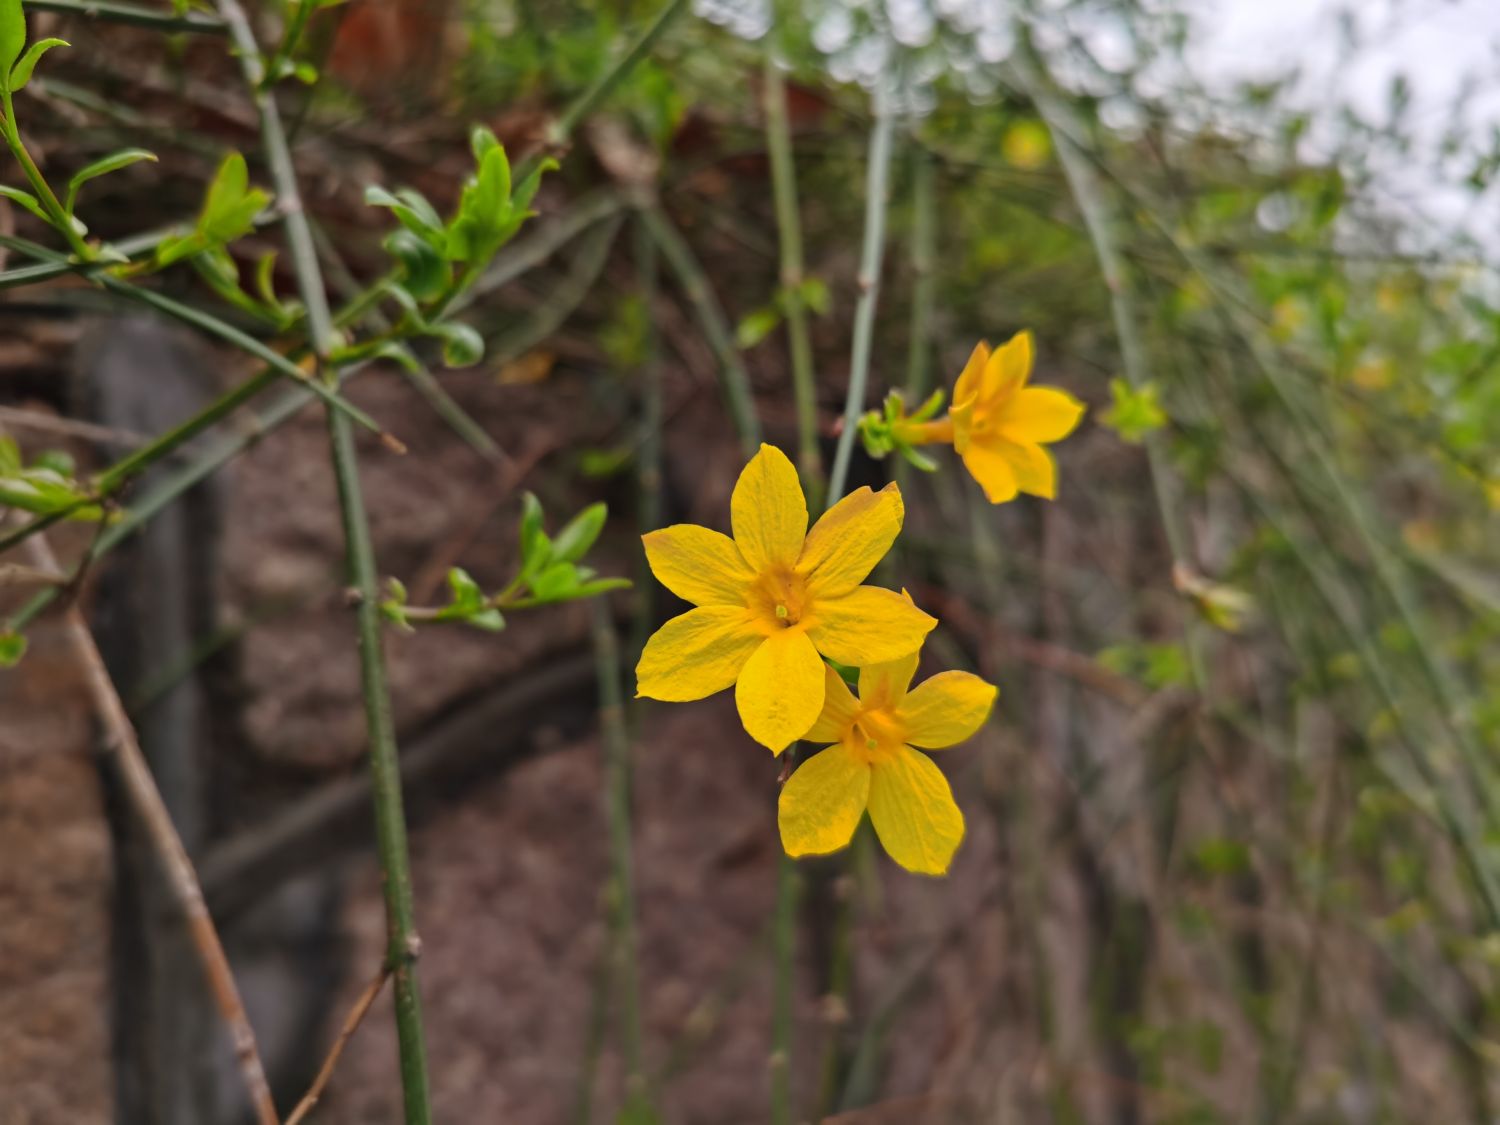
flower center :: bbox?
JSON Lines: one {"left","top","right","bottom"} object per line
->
{"left": 749, "top": 567, "right": 809, "bottom": 630}
{"left": 847, "top": 707, "right": 905, "bottom": 765}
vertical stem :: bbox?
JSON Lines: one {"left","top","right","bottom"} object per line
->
{"left": 762, "top": 48, "right": 822, "bottom": 493}
{"left": 212, "top": 1, "right": 433, "bottom": 1118}
{"left": 641, "top": 204, "right": 762, "bottom": 456}
{"left": 592, "top": 605, "right": 646, "bottom": 1096}
{"left": 631, "top": 213, "right": 663, "bottom": 664}
{"left": 827, "top": 80, "right": 897, "bottom": 500}
{"left": 771, "top": 71, "right": 899, "bottom": 1125}
{"left": 1011, "top": 48, "right": 1209, "bottom": 690}
{"left": 904, "top": 147, "right": 936, "bottom": 399}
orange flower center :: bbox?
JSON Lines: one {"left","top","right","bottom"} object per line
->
{"left": 749, "top": 566, "right": 810, "bottom": 630}
{"left": 846, "top": 706, "right": 905, "bottom": 765}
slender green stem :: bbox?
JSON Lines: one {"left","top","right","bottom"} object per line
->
{"left": 25, "top": 0, "right": 227, "bottom": 33}
{"left": 770, "top": 852, "right": 800, "bottom": 1125}
{"left": 1, "top": 95, "right": 93, "bottom": 258}
{"left": 641, "top": 204, "right": 761, "bottom": 456}
{"left": 904, "top": 147, "right": 936, "bottom": 399}
{"left": 631, "top": 212, "right": 663, "bottom": 664}
{"left": 828, "top": 79, "right": 896, "bottom": 502}
{"left": 1012, "top": 48, "right": 1210, "bottom": 690}
{"left": 544, "top": 0, "right": 691, "bottom": 149}
{"left": 592, "top": 604, "right": 646, "bottom": 1099}
{"left": 762, "top": 49, "right": 821, "bottom": 492}
{"left": 263, "top": 0, "right": 318, "bottom": 88}
{"left": 213, "top": 0, "right": 432, "bottom": 1117}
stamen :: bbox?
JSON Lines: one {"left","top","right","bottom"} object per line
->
{"left": 775, "top": 603, "right": 789, "bottom": 620}
{"left": 866, "top": 737, "right": 879, "bottom": 751}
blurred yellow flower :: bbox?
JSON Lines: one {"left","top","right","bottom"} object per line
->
{"left": 779, "top": 654, "right": 996, "bottom": 875}
{"left": 906, "top": 332, "right": 1085, "bottom": 503}
{"left": 636, "top": 444, "right": 936, "bottom": 753}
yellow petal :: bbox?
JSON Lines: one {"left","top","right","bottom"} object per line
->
{"left": 806, "top": 662, "right": 860, "bottom": 743}
{"left": 867, "top": 746, "right": 965, "bottom": 875}
{"left": 806, "top": 586, "right": 936, "bottom": 667}
{"left": 735, "top": 626, "right": 825, "bottom": 752}
{"left": 993, "top": 439, "right": 1056, "bottom": 499}
{"left": 997, "top": 386, "right": 1085, "bottom": 445}
{"left": 950, "top": 396, "right": 976, "bottom": 454}
{"left": 799, "top": 482, "right": 904, "bottom": 598}
{"left": 636, "top": 606, "right": 763, "bottom": 702}
{"left": 960, "top": 444, "right": 1019, "bottom": 504}
{"left": 643, "top": 524, "right": 754, "bottom": 606}
{"left": 778, "top": 743, "right": 871, "bottom": 858}
{"left": 858, "top": 651, "right": 920, "bottom": 711}
{"left": 731, "top": 444, "right": 808, "bottom": 572}
{"left": 897, "top": 671, "right": 997, "bottom": 748}
{"left": 981, "top": 329, "right": 1033, "bottom": 405}
{"left": 951, "top": 340, "right": 991, "bottom": 407}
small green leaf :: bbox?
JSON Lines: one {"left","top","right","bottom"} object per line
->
{"left": 798, "top": 276, "right": 831, "bottom": 315}
{"left": 470, "top": 124, "right": 501, "bottom": 163}
{"left": 530, "top": 560, "right": 580, "bottom": 602}
{"left": 735, "top": 306, "right": 780, "bottom": 350}
{"left": 385, "top": 228, "right": 450, "bottom": 302}
{"left": 445, "top": 566, "right": 486, "bottom": 612}
{"left": 8, "top": 36, "right": 67, "bottom": 92}
{"left": 365, "top": 185, "right": 447, "bottom": 247}
{"left": 518, "top": 493, "right": 550, "bottom": 574}
{"left": 0, "top": 629, "right": 26, "bottom": 667}
{"left": 551, "top": 502, "right": 607, "bottom": 563}
{"left": 572, "top": 577, "right": 632, "bottom": 598}
{"left": 1100, "top": 377, "right": 1167, "bottom": 444}
{"left": 0, "top": 0, "right": 25, "bottom": 83}
{"left": 0, "top": 184, "right": 48, "bottom": 225}
{"left": 431, "top": 321, "right": 485, "bottom": 368}
{"left": 65, "top": 147, "right": 156, "bottom": 215}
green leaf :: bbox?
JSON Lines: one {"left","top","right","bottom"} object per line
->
{"left": 735, "top": 306, "right": 780, "bottom": 350}
{"left": 0, "top": 184, "right": 48, "bottom": 225}
{"left": 385, "top": 228, "right": 450, "bottom": 302}
{"left": 0, "top": 630, "right": 25, "bottom": 667}
{"left": 518, "top": 493, "right": 551, "bottom": 575}
{"left": 572, "top": 577, "right": 632, "bottom": 598}
{"left": 470, "top": 124, "right": 501, "bottom": 163}
{"left": 551, "top": 502, "right": 607, "bottom": 563}
{"left": 530, "top": 560, "right": 581, "bottom": 602}
{"left": 445, "top": 566, "right": 486, "bottom": 613}
{"left": 8, "top": 36, "right": 66, "bottom": 93}
{"left": 0, "top": 0, "right": 24, "bottom": 83}
{"left": 798, "top": 276, "right": 831, "bottom": 315}
{"left": 365, "top": 185, "right": 447, "bottom": 247}
{"left": 196, "top": 151, "right": 269, "bottom": 247}
{"left": 1100, "top": 377, "right": 1167, "bottom": 444}
{"left": 430, "top": 321, "right": 485, "bottom": 368}
{"left": 65, "top": 147, "right": 156, "bottom": 215}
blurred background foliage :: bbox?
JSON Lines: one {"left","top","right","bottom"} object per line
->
{"left": 6, "top": 0, "right": 1500, "bottom": 1120}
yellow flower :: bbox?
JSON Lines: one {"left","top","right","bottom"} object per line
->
{"left": 779, "top": 655, "right": 995, "bottom": 874}
{"left": 905, "top": 332, "right": 1085, "bottom": 503}
{"left": 636, "top": 444, "right": 937, "bottom": 753}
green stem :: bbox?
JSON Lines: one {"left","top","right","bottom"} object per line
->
{"left": 591, "top": 604, "right": 646, "bottom": 1100}
{"left": 544, "top": 0, "right": 691, "bottom": 150}
{"left": 641, "top": 204, "right": 761, "bottom": 457}
{"left": 212, "top": 0, "right": 432, "bottom": 1117}
{"left": 630, "top": 211, "right": 663, "bottom": 664}
{"left": 770, "top": 852, "right": 800, "bottom": 1125}
{"left": 762, "top": 49, "right": 821, "bottom": 492}
{"left": 1, "top": 95, "right": 93, "bottom": 259}
{"left": 828, "top": 79, "right": 896, "bottom": 502}
{"left": 904, "top": 147, "right": 936, "bottom": 399}
{"left": 25, "top": 0, "right": 227, "bottom": 33}
{"left": 1012, "top": 48, "right": 1210, "bottom": 690}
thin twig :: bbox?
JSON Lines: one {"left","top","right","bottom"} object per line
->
{"left": 0, "top": 405, "right": 147, "bottom": 448}
{"left": 284, "top": 963, "right": 393, "bottom": 1125}
{"left": 212, "top": 0, "right": 434, "bottom": 1117}
{"left": 19, "top": 528, "right": 279, "bottom": 1125}
{"left": 826, "top": 78, "right": 896, "bottom": 501}
{"left": 26, "top": 0, "right": 227, "bottom": 33}
{"left": 762, "top": 46, "right": 821, "bottom": 492}
{"left": 640, "top": 204, "right": 761, "bottom": 456}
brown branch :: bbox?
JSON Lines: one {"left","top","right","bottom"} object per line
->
{"left": 285, "top": 962, "right": 393, "bottom": 1125}
{"left": 21, "top": 529, "right": 280, "bottom": 1125}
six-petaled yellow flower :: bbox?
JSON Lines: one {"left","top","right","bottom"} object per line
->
{"left": 908, "top": 331, "right": 1085, "bottom": 504}
{"left": 636, "top": 444, "right": 936, "bottom": 753}
{"left": 779, "top": 653, "right": 996, "bottom": 875}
